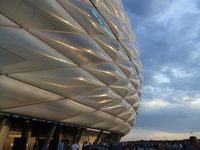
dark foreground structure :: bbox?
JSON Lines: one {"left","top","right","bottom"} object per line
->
{"left": 120, "top": 138, "right": 200, "bottom": 150}
{"left": 0, "top": 115, "right": 122, "bottom": 150}
{"left": 0, "top": 0, "right": 142, "bottom": 149}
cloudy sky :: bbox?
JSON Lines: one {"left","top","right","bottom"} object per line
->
{"left": 122, "top": 0, "right": 200, "bottom": 140}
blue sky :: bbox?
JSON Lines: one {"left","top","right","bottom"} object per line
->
{"left": 122, "top": 0, "right": 200, "bottom": 140}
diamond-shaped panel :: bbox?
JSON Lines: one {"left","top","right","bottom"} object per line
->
{"left": 0, "top": 27, "right": 76, "bottom": 74}
{"left": 10, "top": 67, "right": 105, "bottom": 98}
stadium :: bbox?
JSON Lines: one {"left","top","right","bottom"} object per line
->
{"left": 0, "top": 0, "right": 142, "bottom": 149}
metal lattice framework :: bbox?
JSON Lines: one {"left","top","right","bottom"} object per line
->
{"left": 0, "top": 0, "right": 142, "bottom": 135}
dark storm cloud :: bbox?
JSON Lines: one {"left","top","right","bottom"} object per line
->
{"left": 123, "top": 0, "right": 200, "bottom": 136}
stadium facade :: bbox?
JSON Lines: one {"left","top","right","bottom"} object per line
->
{"left": 0, "top": 0, "right": 142, "bottom": 149}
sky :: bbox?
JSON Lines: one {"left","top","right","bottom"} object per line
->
{"left": 122, "top": 0, "right": 200, "bottom": 140}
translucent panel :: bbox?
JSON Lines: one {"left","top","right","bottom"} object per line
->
{"left": 74, "top": 0, "right": 93, "bottom": 5}
{"left": 125, "top": 92, "right": 140, "bottom": 106}
{"left": 93, "top": 35, "right": 128, "bottom": 61}
{"left": 0, "top": 27, "right": 76, "bottom": 74}
{"left": 57, "top": 0, "right": 115, "bottom": 37}
{"left": 132, "top": 102, "right": 140, "bottom": 112}
{"left": 91, "top": 0, "right": 117, "bottom": 15}
{"left": 2, "top": 99, "right": 95, "bottom": 121}
{"left": 72, "top": 87, "right": 121, "bottom": 109}
{"left": 91, "top": 0, "right": 129, "bottom": 24}
{"left": 132, "top": 58, "right": 142, "bottom": 73}
{"left": 0, "top": 14, "right": 18, "bottom": 27}
{"left": 137, "top": 87, "right": 142, "bottom": 97}
{"left": 120, "top": 40, "right": 139, "bottom": 59}
{"left": 127, "top": 113, "right": 137, "bottom": 124}
{"left": 129, "top": 73, "right": 141, "bottom": 89}
{"left": 116, "top": 59, "right": 136, "bottom": 78}
{"left": 0, "top": 0, "right": 84, "bottom": 32}
{"left": 85, "top": 63, "right": 127, "bottom": 85}
{"left": 130, "top": 121, "right": 136, "bottom": 127}
{"left": 139, "top": 73, "right": 144, "bottom": 84}
{"left": 30, "top": 30, "right": 112, "bottom": 66}
{"left": 62, "top": 110, "right": 113, "bottom": 127}
{"left": 109, "top": 117, "right": 130, "bottom": 132}
{"left": 10, "top": 67, "right": 104, "bottom": 98}
{"left": 119, "top": 125, "right": 132, "bottom": 134}
{"left": 118, "top": 107, "right": 136, "bottom": 121}
{"left": 101, "top": 11, "right": 134, "bottom": 41}
{"left": 109, "top": 124, "right": 126, "bottom": 133}
{"left": 102, "top": 13, "right": 124, "bottom": 40}
{"left": 101, "top": 100, "right": 130, "bottom": 116}
{"left": 120, "top": 9, "right": 131, "bottom": 25}
{"left": 0, "top": 76, "right": 63, "bottom": 109}
{"left": 121, "top": 24, "right": 135, "bottom": 42}
{"left": 110, "top": 80, "right": 136, "bottom": 98}
{"left": 92, "top": 118, "right": 119, "bottom": 129}
{"left": 110, "top": 122, "right": 130, "bottom": 133}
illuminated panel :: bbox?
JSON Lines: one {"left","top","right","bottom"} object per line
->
{"left": 2, "top": 99, "right": 95, "bottom": 121}
{"left": 0, "top": 0, "right": 85, "bottom": 32}
{"left": 30, "top": 30, "right": 112, "bottom": 66}
{"left": 57, "top": 0, "right": 115, "bottom": 37}
{"left": 0, "top": 75, "right": 63, "bottom": 109}
{"left": 0, "top": 27, "right": 76, "bottom": 74}
{"left": 9, "top": 67, "right": 105, "bottom": 98}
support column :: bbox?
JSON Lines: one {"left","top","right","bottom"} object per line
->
{"left": 73, "top": 128, "right": 85, "bottom": 144}
{"left": 12, "top": 121, "right": 32, "bottom": 150}
{"left": 55, "top": 126, "right": 63, "bottom": 143}
{"left": 21, "top": 122, "right": 32, "bottom": 150}
{"left": 0, "top": 118, "right": 7, "bottom": 131}
{"left": 0, "top": 119, "right": 10, "bottom": 150}
{"left": 100, "top": 133, "right": 115, "bottom": 144}
{"left": 21, "top": 122, "right": 31, "bottom": 138}
{"left": 108, "top": 134, "right": 115, "bottom": 144}
{"left": 111, "top": 134, "right": 121, "bottom": 143}
{"left": 77, "top": 128, "right": 84, "bottom": 143}
{"left": 42, "top": 125, "right": 57, "bottom": 150}
{"left": 115, "top": 135, "right": 122, "bottom": 143}
{"left": 95, "top": 130, "right": 103, "bottom": 144}
{"left": 99, "top": 133, "right": 110, "bottom": 144}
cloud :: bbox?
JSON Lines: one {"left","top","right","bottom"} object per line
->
{"left": 153, "top": 73, "right": 170, "bottom": 84}
{"left": 161, "top": 66, "right": 193, "bottom": 78}
{"left": 123, "top": 0, "right": 200, "bottom": 140}
{"left": 142, "top": 99, "right": 169, "bottom": 109}
{"left": 123, "top": 0, "right": 171, "bottom": 18}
